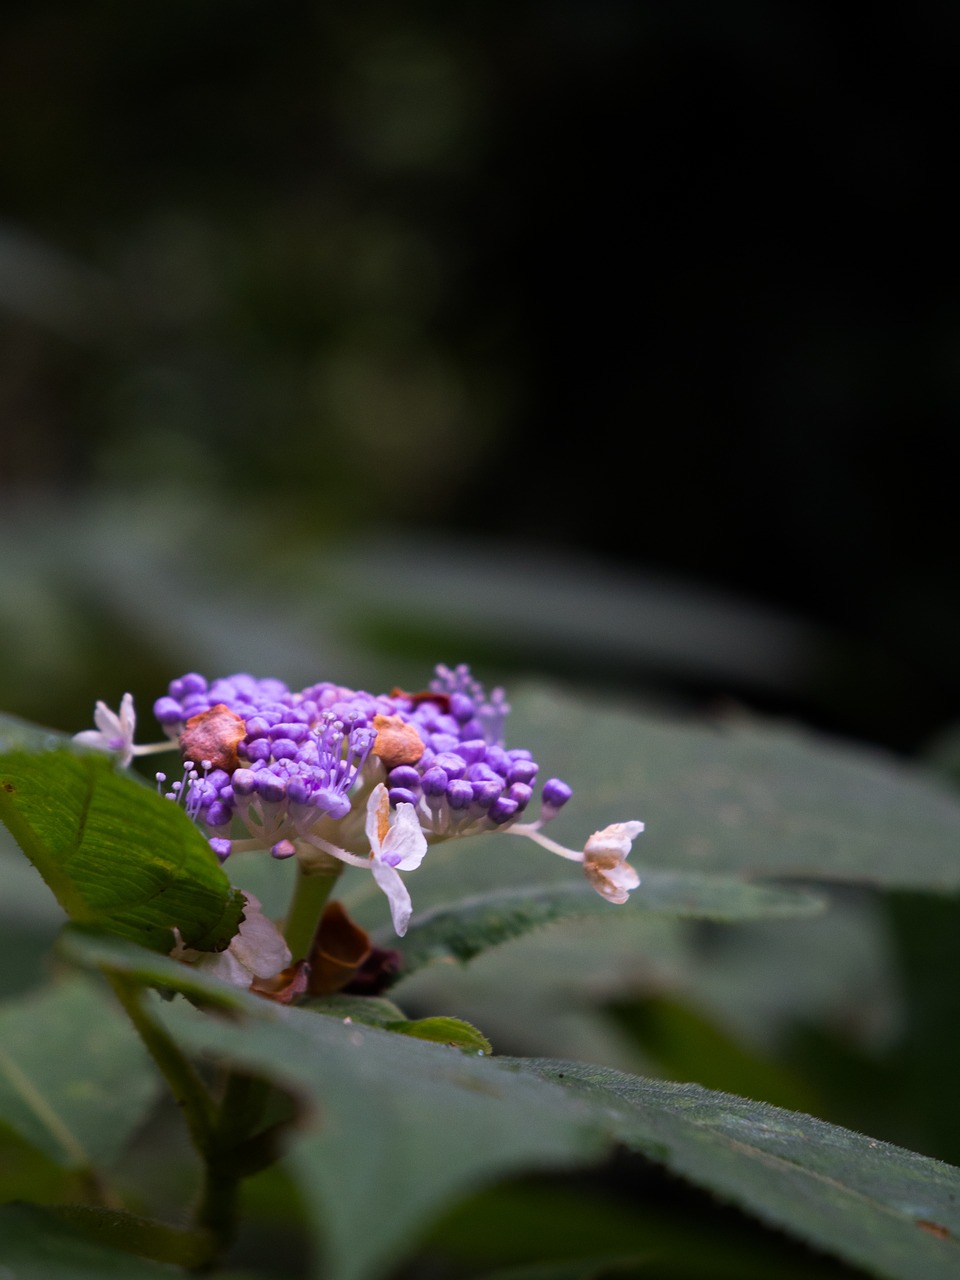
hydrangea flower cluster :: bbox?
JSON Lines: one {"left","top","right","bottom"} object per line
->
{"left": 76, "top": 665, "right": 643, "bottom": 941}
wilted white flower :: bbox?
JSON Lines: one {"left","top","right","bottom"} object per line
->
{"left": 171, "top": 894, "right": 291, "bottom": 988}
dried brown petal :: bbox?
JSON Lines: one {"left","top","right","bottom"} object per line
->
{"left": 391, "top": 687, "right": 451, "bottom": 713}
{"left": 342, "top": 945, "right": 403, "bottom": 996}
{"left": 307, "top": 900, "right": 374, "bottom": 996}
{"left": 179, "top": 704, "right": 247, "bottom": 772}
{"left": 251, "top": 959, "right": 311, "bottom": 1004}
{"left": 371, "top": 713, "right": 425, "bottom": 769}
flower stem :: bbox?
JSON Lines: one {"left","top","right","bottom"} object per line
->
{"left": 283, "top": 862, "right": 342, "bottom": 962}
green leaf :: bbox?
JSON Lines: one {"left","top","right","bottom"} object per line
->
{"left": 308, "top": 996, "right": 492, "bottom": 1052}
{"left": 56, "top": 926, "right": 250, "bottom": 1011}
{"left": 48, "top": 1206, "right": 213, "bottom": 1268}
{"left": 505, "top": 687, "right": 960, "bottom": 892}
{"left": 511, "top": 1059, "right": 960, "bottom": 1280}
{"left": 385, "top": 1016, "right": 492, "bottom": 1054}
{"left": 0, "top": 1203, "right": 182, "bottom": 1278}
{"left": 0, "top": 977, "right": 160, "bottom": 1171}
{"left": 0, "top": 747, "right": 244, "bottom": 951}
{"left": 603, "top": 994, "right": 822, "bottom": 1113}
{"left": 155, "top": 997, "right": 605, "bottom": 1280}
{"left": 304, "top": 992, "right": 410, "bottom": 1025}
{"left": 396, "top": 879, "right": 823, "bottom": 976}
{"left": 0, "top": 710, "right": 73, "bottom": 754}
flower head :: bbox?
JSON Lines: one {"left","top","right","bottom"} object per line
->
{"left": 144, "top": 664, "right": 641, "bottom": 934}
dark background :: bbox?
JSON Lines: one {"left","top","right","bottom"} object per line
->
{"left": 1, "top": 1, "right": 959, "bottom": 752}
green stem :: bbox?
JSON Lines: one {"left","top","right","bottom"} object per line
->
{"left": 106, "top": 974, "right": 215, "bottom": 1156}
{"left": 283, "top": 862, "right": 341, "bottom": 962}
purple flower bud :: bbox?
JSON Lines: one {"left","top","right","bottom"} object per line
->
{"left": 488, "top": 796, "right": 519, "bottom": 824}
{"left": 429, "top": 733, "right": 461, "bottom": 755}
{"left": 257, "top": 774, "right": 287, "bottom": 804}
{"left": 271, "top": 738, "right": 299, "bottom": 760}
{"left": 287, "top": 778, "right": 310, "bottom": 805}
{"left": 421, "top": 766, "right": 449, "bottom": 797}
{"left": 209, "top": 838, "right": 232, "bottom": 862}
{"left": 471, "top": 779, "right": 503, "bottom": 808}
{"left": 542, "top": 778, "right": 573, "bottom": 809}
{"left": 457, "top": 739, "right": 488, "bottom": 765}
{"left": 449, "top": 692, "right": 475, "bottom": 723}
{"left": 433, "top": 752, "right": 466, "bottom": 778}
{"left": 205, "top": 801, "right": 233, "bottom": 827}
{"left": 231, "top": 768, "right": 258, "bottom": 796}
{"left": 271, "top": 839, "right": 298, "bottom": 859}
{"left": 243, "top": 739, "right": 272, "bottom": 762}
{"left": 447, "top": 779, "right": 474, "bottom": 809}
{"left": 388, "top": 787, "right": 418, "bottom": 807}
{"left": 173, "top": 673, "right": 208, "bottom": 698}
{"left": 507, "top": 782, "right": 533, "bottom": 807}
{"left": 153, "top": 697, "right": 184, "bottom": 725}
{"left": 387, "top": 765, "right": 420, "bottom": 789}
{"left": 271, "top": 722, "right": 309, "bottom": 742}
{"left": 507, "top": 760, "right": 539, "bottom": 786}
{"left": 466, "top": 761, "right": 498, "bottom": 781}
{"left": 459, "top": 718, "right": 487, "bottom": 741}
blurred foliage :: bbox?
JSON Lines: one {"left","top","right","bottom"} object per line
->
{"left": 2, "top": 3, "right": 960, "bottom": 1277}
{"left": 2, "top": 1, "right": 960, "bottom": 747}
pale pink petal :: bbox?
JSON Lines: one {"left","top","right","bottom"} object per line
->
{"left": 582, "top": 819, "right": 643, "bottom": 904}
{"left": 370, "top": 859, "right": 414, "bottom": 936}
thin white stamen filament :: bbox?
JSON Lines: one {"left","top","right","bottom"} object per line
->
{"left": 505, "top": 824, "right": 584, "bottom": 862}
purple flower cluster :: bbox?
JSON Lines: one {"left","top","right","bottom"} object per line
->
{"left": 153, "top": 664, "right": 571, "bottom": 862}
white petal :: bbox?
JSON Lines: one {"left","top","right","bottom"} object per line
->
{"left": 583, "top": 820, "right": 645, "bottom": 861}
{"left": 198, "top": 948, "right": 256, "bottom": 987}
{"left": 380, "top": 802, "right": 428, "bottom": 871}
{"left": 118, "top": 692, "right": 137, "bottom": 738}
{"left": 229, "top": 895, "right": 291, "bottom": 978}
{"left": 370, "top": 859, "right": 414, "bottom": 936}
{"left": 92, "top": 699, "right": 123, "bottom": 737}
{"left": 584, "top": 859, "right": 640, "bottom": 904}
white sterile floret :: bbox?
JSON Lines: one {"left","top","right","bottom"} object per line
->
{"left": 171, "top": 894, "right": 291, "bottom": 988}
{"left": 581, "top": 820, "right": 644, "bottom": 903}
{"left": 73, "top": 693, "right": 138, "bottom": 767}
{"left": 364, "top": 783, "right": 428, "bottom": 937}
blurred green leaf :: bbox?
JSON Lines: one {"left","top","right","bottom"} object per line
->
{"left": 0, "top": 711, "right": 73, "bottom": 753}
{"left": 56, "top": 927, "right": 250, "bottom": 1011}
{"left": 0, "top": 746, "right": 244, "bottom": 952}
{"left": 397, "top": 878, "right": 823, "bottom": 977}
{"left": 0, "top": 977, "right": 159, "bottom": 1171}
{"left": 46, "top": 1205, "right": 213, "bottom": 1268}
{"left": 0, "top": 1203, "right": 184, "bottom": 1278}
{"left": 428, "top": 1179, "right": 858, "bottom": 1280}
{"left": 513, "top": 1060, "right": 960, "bottom": 1280}
{"left": 603, "top": 994, "right": 821, "bottom": 1113}
{"left": 504, "top": 688, "right": 960, "bottom": 891}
